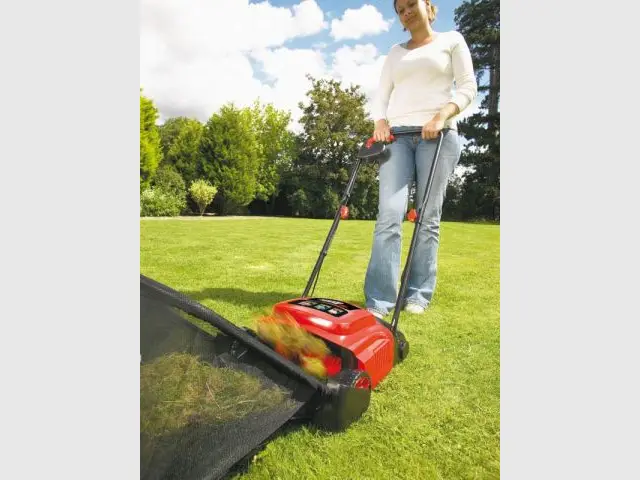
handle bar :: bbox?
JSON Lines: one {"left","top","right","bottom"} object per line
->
{"left": 359, "top": 127, "right": 447, "bottom": 160}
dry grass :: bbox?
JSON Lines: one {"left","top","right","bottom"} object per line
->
{"left": 140, "top": 352, "right": 292, "bottom": 437}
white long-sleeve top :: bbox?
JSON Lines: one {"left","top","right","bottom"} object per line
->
{"left": 371, "top": 30, "right": 478, "bottom": 130}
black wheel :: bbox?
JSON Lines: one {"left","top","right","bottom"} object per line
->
{"left": 393, "top": 330, "right": 410, "bottom": 364}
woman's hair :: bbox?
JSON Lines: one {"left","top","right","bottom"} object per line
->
{"left": 393, "top": 0, "right": 438, "bottom": 24}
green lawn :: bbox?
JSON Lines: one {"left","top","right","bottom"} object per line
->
{"left": 140, "top": 216, "right": 500, "bottom": 480}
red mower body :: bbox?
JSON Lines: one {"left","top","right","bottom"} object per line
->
{"left": 272, "top": 297, "right": 407, "bottom": 389}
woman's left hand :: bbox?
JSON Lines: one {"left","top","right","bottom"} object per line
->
{"left": 422, "top": 115, "right": 445, "bottom": 140}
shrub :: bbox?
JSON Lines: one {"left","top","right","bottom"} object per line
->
{"left": 189, "top": 179, "right": 218, "bottom": 215}
{"left": 154, "top": 164, "right": 187, "bottom": 201}
{"left": 140, "top": 188, "right": 185, "bottom": 217}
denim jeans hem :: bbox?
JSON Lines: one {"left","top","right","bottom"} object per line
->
{"left": 404, "top": 299, "right": 429, "bottom": 309}
{"left": 366, "top": 305, "right": 389, "bottom": 316}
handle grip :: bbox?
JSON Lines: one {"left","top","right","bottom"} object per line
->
{"left": 364, "top": 134, "right": 395, "bottom": 149}
{"left": 366, "top": 125, "right": 447, "bottom": 147}
{"left": 359, "top": 128, "right": 447, "bottom": 160}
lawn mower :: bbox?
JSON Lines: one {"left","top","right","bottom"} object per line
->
{"left": 255, "top": 126, "right": 448, "bottom": 430}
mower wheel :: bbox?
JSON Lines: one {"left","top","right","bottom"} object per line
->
{"left": 394, "top": 329, "right": 410, "bottom": 364}
{"left": 312, "top": 369, "right": 371, "bottom": 432}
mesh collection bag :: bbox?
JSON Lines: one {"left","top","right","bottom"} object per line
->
{"left": 140, "top": 275, "right": 321, "bottom": 480}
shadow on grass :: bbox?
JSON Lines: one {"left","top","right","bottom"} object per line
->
{"left": 184, "top": 287, "right": 365, "bottom": 315}
{"left": 184, "top": 287, "right": 301, "bottom": 310}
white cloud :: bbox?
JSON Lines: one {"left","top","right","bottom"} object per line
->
{"left": 290, "top": 0, "right": 328, "bottom": 37}
{"left": 141, "top": 0, "right": 326, "bottom": 57}
{"left": 140, "top": 0, "right": 328, "bottom": 124}
{"left": 250, "top": 47, "right": 329, "bottom": 130}
{"left": 251, "top": 47, "right": 327, "bottom": 83}
{"left": 330, "top": 5, "right": 393, "bottom": 41}
{"left": 140, "top": 0, "right": 476, "bottom": 133}
{"left": 331, "top": 44, "right": 383, "bottom": 93}
{"left": 146, "top": 52, "right": 267, "bottom": 123}
{"left": 329, "top": 44, "right": 386, "bottom": 114}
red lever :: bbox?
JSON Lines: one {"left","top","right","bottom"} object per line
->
{"left": 365, "top": 134, "right": 395, "bottom": 149}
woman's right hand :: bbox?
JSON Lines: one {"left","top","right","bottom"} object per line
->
{"left": 373, "top": 119, "right": 391, "bottom": 142}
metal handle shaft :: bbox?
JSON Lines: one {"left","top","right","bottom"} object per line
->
{"left": 391, "top": 130, "right": 446, "bottom": 332}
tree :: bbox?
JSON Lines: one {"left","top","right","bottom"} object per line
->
{"left": 291, "top": 76, "right": 376, "bottom": 219}
{"left": 199, "top": 103, "right": 261, "bottom": 214}
{"left": 140, "top": 91, "right": 163, "bottom": 190}
{"left": 289, "top": 188, "right": 310, "bottom": 217}
{"left": 442, "top": 172, "right": 464, "bottom": 220}
{"left": 163, "top": 118, "right": 204, "bottom": 186}
{"left": 250, "top": 101, "right": 296, "bottom": 208}
{"left": 454, "top": 0, "right": 500, "bottom": 220}
{"left": 455, "top": 0, "right": 500, "bottom": 123}
{"left": 158, "top": 117, "right": 193, "bottom": 158}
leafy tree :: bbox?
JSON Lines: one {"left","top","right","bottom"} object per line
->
{"left": 140, "top": 91, "right": 163, "bottom": 190}
{"left": 199, "top": 104, "right": 260, "bottom": 214}
{"left": 454, "top": 0, "right": 500, "bottom": 220}
{"left": 158, "top": 117, "right": 193, "bottom": 157}
{"left": 442, "top": 172, "right": 464, "bottom": 220}
{"left": 292, "top": 76, "right": 376, "bottom": 218}
{"left": 455, "top": 0, "right": 500, "bottom": 123}
{"left": 250, "top": 101, "right": 296, "bottom": 206}
{"left": 289, "top": 188, "right": 310, "bottom": 217}
{"left": 163, "top": 118, "right": 204, "bottom": 186}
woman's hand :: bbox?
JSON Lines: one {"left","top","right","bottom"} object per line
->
{"left": 422, "top": 114, "right": 446, "bottom": 140}
{"left": 423, "top": 103, "right": 460, "bottom": 140}
{"left": 373, "top": 119, "right": 391, "bottom": 142}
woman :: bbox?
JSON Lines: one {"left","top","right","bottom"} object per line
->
{"left": 364, "top": 0, "right": 477, "bottom": 318}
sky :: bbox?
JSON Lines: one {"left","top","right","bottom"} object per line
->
{"left": 140, "top": 0, "right": 479, "bottom": 131}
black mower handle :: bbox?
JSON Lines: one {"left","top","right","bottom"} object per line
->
{"left": 360, "top": 127, "right": 448, "bottom": 158}
{"left": 366, "top": 126, "right": 447, "bottom": 142}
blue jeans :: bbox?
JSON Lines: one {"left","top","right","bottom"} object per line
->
{"left": 364, "top": 127, "right": 462, "bottom": 315}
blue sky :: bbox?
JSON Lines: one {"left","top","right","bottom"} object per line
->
{"left": 276, "top": 0, "right": 463, "bottom": 48}
{"left": 140, "top": 0, "right": 474, "bottom": 129}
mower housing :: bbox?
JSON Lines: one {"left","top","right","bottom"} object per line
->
{"left": 272, "top": 297, "right": 409, "bottom": 389}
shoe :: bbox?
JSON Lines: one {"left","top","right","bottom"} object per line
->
{"left": 404, "top": 303, "right": 425, "bottom": 314}
{"left": 367, "top": 308, "right": 385, "bottom": 320}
